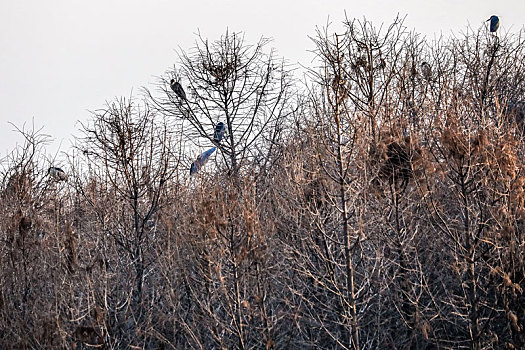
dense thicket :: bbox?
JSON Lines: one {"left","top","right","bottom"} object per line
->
{"left": 1, "top": 17, "right": 524, "bottom": 349}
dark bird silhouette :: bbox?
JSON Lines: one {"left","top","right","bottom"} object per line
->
{"left": 421, "top": 62, "right": 432, "bottom": 80}
{"left": 190, "top": 147, "right": 216, "bottom": 176}
{"left": 170, "top": 79, "right": 187, "bottom": 100}
{"left": 487, "top": 15, "right": 499, "bottom": 33}
{"left": 213, "top": 122, "right": 226, "bottom": 143}
{"left": 48, "top": 167, "right": 68, "bottom": 181}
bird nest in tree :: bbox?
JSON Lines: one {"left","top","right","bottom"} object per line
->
{"left": 202, "top": 60, "right": 239, "bottom": 85}
{"left": 369, "top": 133, "right": 422, "bottom": 194}
{"left": 302, "top": 175, "right": 329, "bottom": 209}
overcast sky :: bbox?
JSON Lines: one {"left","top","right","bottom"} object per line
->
{"left": 0, "top": 0, "right": 522, "bottom": 160}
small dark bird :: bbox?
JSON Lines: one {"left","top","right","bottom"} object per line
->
{"left": 190, "top": 147, "right": 216, "bottom": 176}
{"left": 421, "top": 62, "right": 432, "bottom": 80}
{"left": 487, "top": 15, "right": 499, "bottom": 33}
{"left": 213, "top": 122, "right": 226, "bottom": 143}
{"left": 189, "top": 162, "right": 198, "bottom": 175}
{"left": 170, "top": 79, "right": 187, "bottom": 100}
{"left": 48, "top": 167, "right": 68, "bottom": 181}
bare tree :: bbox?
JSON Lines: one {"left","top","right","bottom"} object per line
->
{"left": 149, "top": 31, "right": 295, "bottom": 176}
{"left": 75, "top": 96, "right": 179, "bottom": 347}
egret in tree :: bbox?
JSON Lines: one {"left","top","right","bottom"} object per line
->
{"left": 190, "top": 147, "right": 216, "bottom": 175}
{"left": 48, "top": 167, "right": 68, "bottom": 181}
{"left": 213, "top": 122, "right": 226, "bottom": 144}
{"left": 170, "top": 79, "right": 187, "bottom": 100}
{"left": 487, "top": 15, "right": 499, "bottom": 33}
{"left": 421, "top": 62, "right": 432, "bottom": 80}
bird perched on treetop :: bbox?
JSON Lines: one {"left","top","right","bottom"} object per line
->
{"left": 190, "top": 147, "right": 216, "bottom": 176}
{"left": 213, "top": 122, "right": 226, "bottom": 144}
{"left": 170, "top": 79, "right": 187, "bottom": 100}
{"left": 421, "top": 62, "right": 432, "bottom": 80}
{"left": 48, "top": 167, "right": 68, "bottom": 181}
{"left": 487, "top": 15, "right": 499, "bottom": 33}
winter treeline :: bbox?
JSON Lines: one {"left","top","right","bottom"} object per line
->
{"left": 0, "top": 17, "right": 524, "bottom": 349}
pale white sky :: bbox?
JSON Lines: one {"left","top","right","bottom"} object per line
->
{"left": 0, "top": 0, "right": 522, "bottom": 159}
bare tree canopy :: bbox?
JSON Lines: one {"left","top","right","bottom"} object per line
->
{"left": 149, "top": 31, "right": 295, "bottom": 175}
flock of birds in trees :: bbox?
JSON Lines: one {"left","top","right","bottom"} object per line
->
{"left": 47, "top": 15, "right": 500, "bottom": 182}
{"left": 170, "top": 79, "right": 227, "bottom": 176}
{"left": 419, "top": 16, "right": 499, "bottom": 83}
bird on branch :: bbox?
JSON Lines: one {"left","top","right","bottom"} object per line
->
{"left": 170, "top": 79, "right": 187, "bottom": 100}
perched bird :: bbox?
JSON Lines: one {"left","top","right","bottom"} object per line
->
{"left": 190, "top": 147, "right": 216, "bottom": 175}
{"left": 170, "top": 79, "right": 187, "bottom": 100}
{"left": 487, "top": 15, "right": 499, "bottom": 33}
{"left": 48, "top": 167, "right": 68, "bottom": 181}
{"left": 421, "top": 62, "right": 432, "bottom": 80}
{"left": 213, "top": 122, "right": 226, "bottom": 143}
